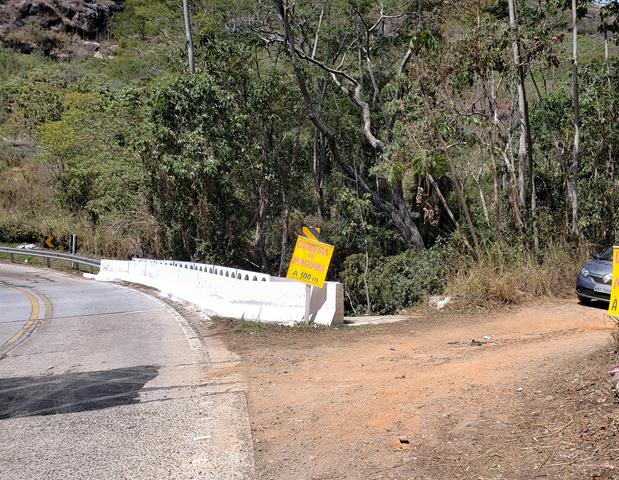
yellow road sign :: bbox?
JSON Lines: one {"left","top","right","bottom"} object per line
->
{"left": 301, "top": 226, "right": 321, "bottom": 241}
{"left": 44, "top": 235, "right": 55, "bottom": 249}
{"left": 286, "top": 236, "right": 334, "bottom": 288}
{"left": 608, "top": 245, "right": 619, "bottom": 316}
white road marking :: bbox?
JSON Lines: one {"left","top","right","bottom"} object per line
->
{"left": 198, "top": 417, "right": 213, "bottom": 421}
{"left": 193, "top": 435, "right": 212, "bottom": 441}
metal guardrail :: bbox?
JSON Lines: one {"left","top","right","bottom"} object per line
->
{"left": 0, "top": 247, "right": 100, "bottom": 268}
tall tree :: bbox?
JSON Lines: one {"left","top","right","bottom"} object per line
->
{"left": 272, "top": 0, "right": 426, "bottom": 249}
{"left": 568, "top": 0, "right": 580, "bottom": 237}
{"left": 507, "top": 0, "right": 533, "bottom": 213}
{"left": 507, "top": 0, "right": 537, "bottom": 251}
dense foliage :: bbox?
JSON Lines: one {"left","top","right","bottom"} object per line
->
{"left": 0, "top": 0, "right": 617, "bottom": 313}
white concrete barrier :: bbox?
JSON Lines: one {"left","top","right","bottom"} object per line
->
{"left": 94, "top": 258, "right": 344, "bottom": 326}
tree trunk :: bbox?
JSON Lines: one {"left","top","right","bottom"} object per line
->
{"left": 501, "top": 144, "right": 525, "bottom": 234}
{"left": 255, "top": 179, "right": 269, "bottom": 273}
{"left": 278, "top": 192, "right": 289, "bottom": 276}
{"left": 517, "top": 118, "right": 527, "bottom": 209}
{"left": 182, "top": 0, "right": 195, "bottom": 74}
{"left": 313, "top": 130, "right": 326, "bottom": 218}
{"left": 508, "top": 0, "right": 537, "bottom": 251}
{"left": 602, "top": 9, "right": 609, "bottom": 62}
{"left": 568, "top": 0, "right": 580, "bottom": 237}
{"left": 472, "top": 154, "right": 489, "bottom": 224}
{"left": 532, "top": 174, "right": 539, "bottom": 253}
{"left": 477, "top": 9, "right": 501, "bottom": 240}
{"left": 480, "top": 75, "right": 501, "bottom": 239}
{"left": 507, "top": 0, "right": 532, "bottom": 214}
{"left": 392, "top": 180, "right": 425, "bottom": 248}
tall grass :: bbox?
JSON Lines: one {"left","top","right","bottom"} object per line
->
{"left": 0, "top": 143, "right": 159, "bottom": 259}
{"left": 447, "top": 241, "right": 592, "bottom": 307}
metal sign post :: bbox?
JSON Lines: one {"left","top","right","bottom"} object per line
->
{"left": 304, "top": 284, "right": 312, "bottom": 324}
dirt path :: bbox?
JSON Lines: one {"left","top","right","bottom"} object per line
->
{"left": 206, "top": 300, "right": 618, "bottom": 480}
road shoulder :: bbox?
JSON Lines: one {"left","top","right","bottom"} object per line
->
{"left": 108, "top": 281, "right": 257, "bottom": 480}
{"left": 214, "top": 300, "right": 617, "bottom": 480}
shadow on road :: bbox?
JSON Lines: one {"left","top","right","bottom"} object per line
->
{"left": 0, "top": 365, "right": 159, "bottom": 419}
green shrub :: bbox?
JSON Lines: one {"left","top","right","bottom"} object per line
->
{"left": 340, "top": 247, "right": 446, "bottom": 315}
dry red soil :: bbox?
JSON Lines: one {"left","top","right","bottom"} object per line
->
{"left": 205, "top": 299, "right": 618, "bottom": 480}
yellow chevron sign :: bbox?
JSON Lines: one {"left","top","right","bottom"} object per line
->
{"left": 301, "top": 226, "right": 321, "bottom": 241}
{"left": 44, "top": 235, "right": 56, "bottom": 249}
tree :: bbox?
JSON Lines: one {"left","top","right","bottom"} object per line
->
{"left": 567, "top": 0, "right": 580, "bottom": 238}
{"left": 141, "top": 73, "right": 246, "bottom": 261}
{"left": 507, "top": 0, "right": 536, "bottom": 250}
{"left": 272, "top": 0, "right": 426, "bottom": 249}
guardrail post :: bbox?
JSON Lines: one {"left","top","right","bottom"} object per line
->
{"left": 10, "top": 253, "right": 14, "bottom": 263}
{"left": 70, "top": 234, "right": 77, "bottom": 270}
{"left": 46, "top": 257, "right": 51, "bottom": 268}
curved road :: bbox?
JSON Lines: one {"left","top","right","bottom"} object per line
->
{"left": 0, "top": 263, "right": 253, "bottom": 480}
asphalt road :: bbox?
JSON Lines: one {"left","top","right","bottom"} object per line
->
{"left": 0, "top": 263, "right": 254, "bottom": 480}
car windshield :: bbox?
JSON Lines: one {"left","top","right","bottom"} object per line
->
{"left": 597, "top": 247, "right": 613, "bottom": 261}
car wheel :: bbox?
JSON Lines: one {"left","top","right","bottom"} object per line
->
{"left": 578, "top": 296, "right": 591, "bottom": 305}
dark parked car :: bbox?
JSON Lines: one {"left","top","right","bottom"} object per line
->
{"left": 576, "top": 247, "right": 613, "bottom": 303}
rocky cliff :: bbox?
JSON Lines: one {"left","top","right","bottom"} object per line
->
{"left": 0, "top": 0, "right": 124, "bottom": 58}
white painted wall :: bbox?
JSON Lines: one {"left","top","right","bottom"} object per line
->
{"left": 94, "top": 258, "right": 344, "bottom": 326}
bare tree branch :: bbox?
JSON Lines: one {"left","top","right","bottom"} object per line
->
{"left": 275, "top": 0, "right": 390, "bottom": 211}
{"left": 311, "top": 7, "right": 324, "bottom": 59}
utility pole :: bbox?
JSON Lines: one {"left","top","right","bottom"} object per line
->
{"left": 182, "top": 0, "right": 195, "bottom": 74}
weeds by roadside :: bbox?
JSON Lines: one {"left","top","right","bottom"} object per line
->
{"left": 446, "top": 241, "right": 592, "bottom": 307}
{"left": 338, "top": 239, "right": 594, "bottom": 315}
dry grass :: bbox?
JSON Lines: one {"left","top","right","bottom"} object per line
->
{"left": 0, "top": 141, "right": 159, "bottom": 259}
{"left": 447, "top": 241, "right": 592, "bottom": 307}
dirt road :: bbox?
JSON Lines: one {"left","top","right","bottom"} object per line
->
{"left": 205, "top": 300, "right": 618, "bottom": 480}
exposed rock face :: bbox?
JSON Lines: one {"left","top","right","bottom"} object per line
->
{"left": 0, "top": 0, "right": 124, "bottom": 57}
